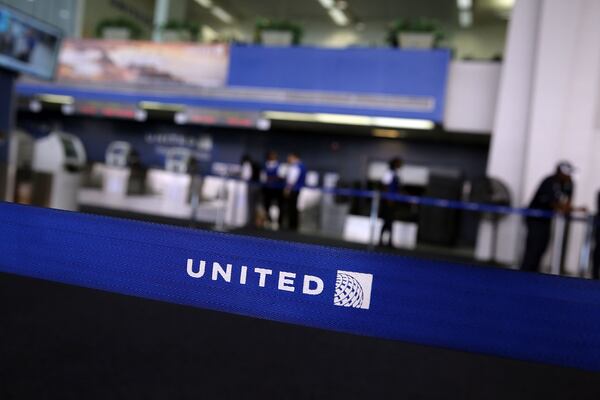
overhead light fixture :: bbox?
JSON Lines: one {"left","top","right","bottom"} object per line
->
{"left": 61, "top": 104, "right": 75, "bottom": 115}
{"left": 195, "top": 0, "right": 212, "bottom": 8}
{"left": 139, "top": 101, "right": 185, "bottom": 112}
{"left": 211, "top": 6, "right": 234, "bottom": 23}
{"left": 58, "top": 9, "right": 70, "bottom": 19}
{"left": 493, "top": 0, "right": 514, "bottom": 19}
{"left": 263, "top": 111, "right": 435, "bottom": 130}
{"left": 37, "top": 94, "right": 74, "bottom": 105}
{"left": 256, "top": 118, "right": 271, "bottom": 131}
{"left": 456, "top": 0, "right": 472, "bottom": 10}
{"left": 328, "top": 8, "right": 349, "bottom": 26}
{"left": 264, "top": 111, "right": 315, "bottom": 122}
{"left": 134, "top": 109, "right": 147, "bottom": 122}
{"left": 195, "top": 0, "right": 233, "bottom": 24}
{"left": 494, "top": 0, "right": 515, "bottom": 9}
{"left": 372, "top": 117, "right": 435, "bottom": 130}
{"left": 459, "top": 10, "right": 473, "bottom": 27}
{"left": 174, "top": 112, "right": 190, "bottom": 125}
{"left": 202, "top": 25, "right": 219, "bottom": 42}
{"left": 372, "top": 129, "right": 402, "bottom": 139}
{"left": 316, "top": 113, "right": 371, "bottom": 125}
{"left": 28, "top": 99, "right": 42, "bottom": 113}
{"left": 318, "top": 0, "right": 335, "bottom": 9}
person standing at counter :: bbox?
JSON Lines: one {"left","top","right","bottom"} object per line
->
{"left": 379, "top": 157, "right": 403, "bottom": 247}
{"left": 521, "top": 161, "right": 577, "bottom": 273}
{"left": 261, "top": 150, "right": 283, "bottom": 229}
{"left": 283, "top": 152, "right": 306, "bottom": 231}
{"left": 240, "top": 154, "right": 260, "bottom": 227}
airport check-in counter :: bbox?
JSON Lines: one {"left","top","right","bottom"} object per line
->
{"left": 31, "top": 131, "right": 87, "bottom": 211}
{"left": 79, "top": 151, "right": 242, "bottom": 226}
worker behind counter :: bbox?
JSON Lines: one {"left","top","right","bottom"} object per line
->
{"left": 283, "top": 152, "right": 306, "bottom": 231}
{"left": 379, "top": 157, "right": 403, "bottom": 247}
{"left": 240, "top": 154, "right": 261, "bottom": 227}
{"left": 260, "top": 150, "right": 283, "bottom": 229}
{"left": 521, "top": 161, "right": 585, "bottom": 273}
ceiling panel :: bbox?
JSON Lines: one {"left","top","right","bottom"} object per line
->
{"left": 187, "top": 0, "right": 508, "bottom": 26}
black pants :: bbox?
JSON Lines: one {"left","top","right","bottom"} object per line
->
{"left": 521, "top": 218, "right": 551, "bottom": 273}
{"left": 262, "top": 187, "right": 282, "bottom": 224}
{"left": 379, "top": 201, "right": 395, "bottom": 246}
{"left": 284, "top": 191, "right": 300, "bottom": 231}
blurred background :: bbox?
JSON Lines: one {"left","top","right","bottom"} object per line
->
{"left": 1, "top": 0, "right": 599, "bottom": 280}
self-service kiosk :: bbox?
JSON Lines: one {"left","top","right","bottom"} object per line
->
{"left": 102, "top": 141, "right": 132, "bottom": 197}
{"left": 32, "top": 131, "right": 87, "bottom": 211}
{"left": 162, "top": 147, "right": 193, "bottom": 205}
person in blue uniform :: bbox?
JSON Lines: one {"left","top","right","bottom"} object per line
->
{"left": 240, "top": 154, "right": 260, "bottom": 227}
{"left": 283, "top": 152, "right": 306, "bottom": 231}
{"left": 261, "top": 150, "right": 283, "bottom": 228}
{"left": 379, "top": 157, "right": 403, "bottom": 247}
{"left": 521, "top": 161, "right": 576, "bottom": 272}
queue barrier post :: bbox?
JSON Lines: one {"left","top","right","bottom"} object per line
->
{"left": 214, "top": 175, "right": 228, "bottom": 231}
{"left": 550, "top": 213, "right": 567, "bottom": 275}
{"left": 368, "top": 191, "right": 380, "bottom": 250}
{"left": 578, "top": 214, "right": 595, "bottom": 278}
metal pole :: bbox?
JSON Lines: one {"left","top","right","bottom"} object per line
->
{"left": 578, "top": 214, "right": 594, "bottom": 278}
{"left": 214, "top": 176, "right": 227, "bottom": 231}
{"left": 550, "top": 213, "right": 566, "bottom": 275}
{"left": 368, "top": 191, "right": 380, "bottom": 250}
{"left": 153, "top": 0, "right": 170, "bottom": 42}
{"left": 189, "top": 175, "right": 201, "bottom": 228}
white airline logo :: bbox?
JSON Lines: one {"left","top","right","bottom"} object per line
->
{"left": 334, "top": 270, "right": 373, "bottom": 310}
{"left": 185, "top": 259, "right": 373, "bottom": 310}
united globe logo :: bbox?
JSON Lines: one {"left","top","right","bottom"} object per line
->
{"left": 334, "top": 270, "right": 373, "bottom": 310}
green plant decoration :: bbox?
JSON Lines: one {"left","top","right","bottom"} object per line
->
{"left": 95, "top": 18, "right": 143, "bottom": 40}
{"left": 386, "top": 18, "right": 444, "bottom": 48}
{"left": 161, "top": 20, "right": 201, "bottom": 40}
{"left": 254, "top": 19, "right": 303, "bottom": 46}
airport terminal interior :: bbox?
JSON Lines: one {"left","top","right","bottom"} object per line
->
{"left": 1, "top": 0, "right": 600, "bottom": 398}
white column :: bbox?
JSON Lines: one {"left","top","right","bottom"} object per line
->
{"left": 153, "top": 0, "right": 170, "bottom": 42}
{"left": 153, "top": 0, "right": 188, "bottom": 42}
{"left": 477, "top": 0, "right": 542, "bottom": 265}
{"left": 483, "top": 0, "right": 600, "bottom": 272}
{"left": 523, "top": 0, "right": 600, "bottom": 273}
{"left": 73, "top": 0, "right": 86, "bottom": 39}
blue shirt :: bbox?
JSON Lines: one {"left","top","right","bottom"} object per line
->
{"left": 286, "top": 161, "right": 306, "bottom": 191}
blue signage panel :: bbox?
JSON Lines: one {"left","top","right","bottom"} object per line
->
{"left": 227, "top": 45, "right": 451, "bottom": 122}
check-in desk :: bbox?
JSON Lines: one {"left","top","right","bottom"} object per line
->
{"left": 78, "top": 172, "right": 247, "bottom": 227}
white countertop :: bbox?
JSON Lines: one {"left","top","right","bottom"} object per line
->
{"left": 78, "top": 188, "right": 224, "bottom": 223}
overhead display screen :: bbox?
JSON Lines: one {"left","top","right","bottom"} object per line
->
{"left": 0, "top": 5, "right": 62, "bottom": 80}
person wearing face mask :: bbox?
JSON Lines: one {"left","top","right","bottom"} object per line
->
{"left": 379, "top": 157, "right": 403, "bottom": 247}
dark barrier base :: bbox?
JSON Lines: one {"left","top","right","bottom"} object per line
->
{"left": 1, "top": 272, "right": 598, "bottom": 399}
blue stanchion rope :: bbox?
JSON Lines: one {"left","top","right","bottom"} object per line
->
{"left": 0, "top": 202, "right": 599, "bottom": 371}
{"left": 223, "top": 176, "right": 561, "bottom": 219}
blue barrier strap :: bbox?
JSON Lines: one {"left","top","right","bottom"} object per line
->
{"left": 379, "top": 191, "right": 556, "bottom": 219}
{"left": 1, "top": 202, "right": 599, "bottom": 371}
{"left": 231, "top": 177, "right": 559, "bottom": 219}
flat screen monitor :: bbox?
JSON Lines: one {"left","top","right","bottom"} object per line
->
{"left": 0, "top": 5, "right": 62, "bottom": 81}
